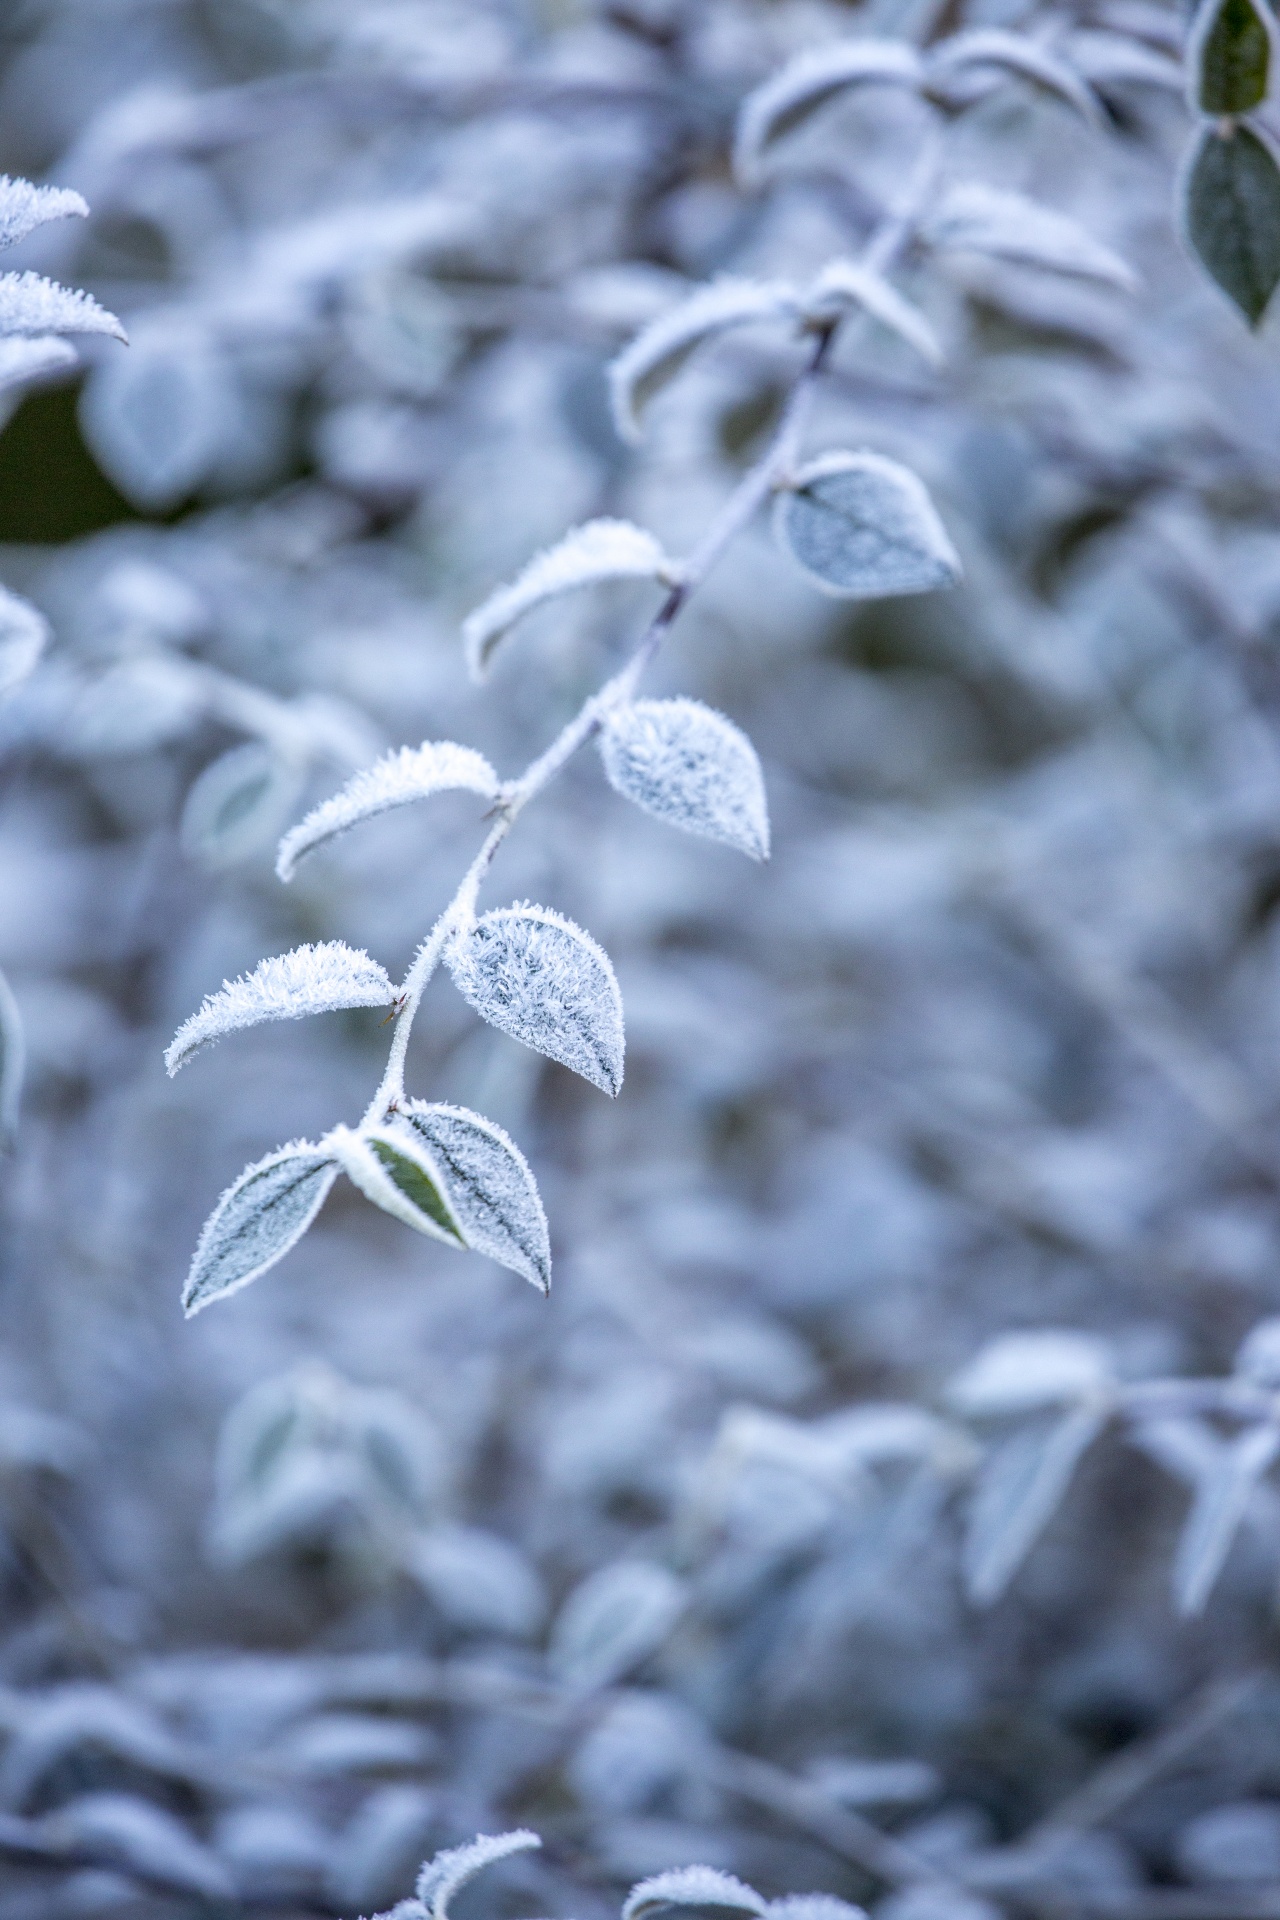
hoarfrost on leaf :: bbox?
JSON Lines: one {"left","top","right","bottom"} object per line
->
{"left": 550, "top": 1558, "right": 686, "bottom": 1693}
{"left": 608, "top": 278, "right": 801, "bottom": 444}
{"left": 278, "top": 742, "right": 500, "bottom": 879}
{"left": 446, "top": 904, "right": 624, "bottom": 1096}
{"left": 1172, "top": 1422, "right": 1280, "bottom": 1616}
{"left": 407, "top": 1523, "right": 546, "bottom": 1636}
{"left": 599, "top": 698, "right": 770, "bottom": 861}
{"left": 165, "top": 942, "right": 395, "bottom": 1075}
{"left": 775, "top": 451, "right": 961, "bottom": 600}
{"left": 732, "top": 41, "right": 924, "bottom": 186}
{"left": 326, "top": 1124, "right": 466, "bottom": 1247}
{"left": 623, "top": 1866, "right": 768, "bottom": 1920}
{"left": 924, "top": 183, "right": 1137, "bottom": 291}
{"left": 415, "top": 1830, "right": 542, "bottom": 1920}
{"left": 0, "top": 177, "right": 88, "bottom": 251}
{"left": 925, "top": 29, "right": 1102, "bottom": 124}
{"left": 0, "top": 271, "right": 125, "bottom": 341}
{"left": 947, "top": 1331, "right": 1116, "bottom": 1415}
{"left": 464, "top": 520, "right": 675, "bottom": 680}
{"left": 395, "top": 1101, "right": 551, "bottom": 1293}
{"left": 803, "top": 260, "right": 942, "bottom": 368}
{"left": 182, "top": 1143, "right": 338, "bottom": 1316}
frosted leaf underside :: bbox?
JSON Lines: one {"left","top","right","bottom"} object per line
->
{"left": 277, "top": 740, "right": 499, "bottom": 879}
{"left": 183, "top": 1144, "right": 338, "bottom": 1315}
{"left": 0, "top": 336, "right": 76, "bottom": 393}
{"left": 0, "top": 271, "right": 125, "bottom": 340}
{"left": 415, "top": 1831, "right": 542, "bottom": 1920}
{"left": 608, "top": 278, "right": 801, "bottom": 443}
{"left": 623, "top": 1866, "right": 768, "bottom": 1920}
{"left": 776, "top": 452, "right": 961, "bottom": 599}
{"left": 396, "top": 1102, "right": 551, "bottom": 1292}
{"left": 326, "top": 1124, "right": 465, "bottom": 1247}
{"left": 733, "top": 41, "right": 924, "bottom": 185}
{"left": 166, "top": 942, "right": 395, "bottom": 1074}
{"left": 600, "top": 697, "right": 769, "bottom": 861}
{"left": 463, "top": 520, "right": 672, "bottom": 677}
{"left": 447, "top": 905, "right": 624, "bottom": 1096}
{"left": 0, "top": 177, "right": 88, "bottom": 251}
{"left": 925, "top": 183, "right": 1136, "bottom": 291}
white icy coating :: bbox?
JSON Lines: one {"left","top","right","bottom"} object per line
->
{"left": 0, "top": 271, "right": 126, "bottom": 340}
{"left": 0, "top": 176, "right": 88, "bottom": 250}
{"left": 608, "top": 278, "right": 801, "bottom": 443}
{"left": 733, "top": 40, "right": 924, "bottom": 185}
{"left": 0, "top": 335, "right": 76, "bottom": 393}
{"left": 0, "top": 587, "right": 48, "bottom": 700}
{"left": 447, "top": 904, "right": 625, "bottom": 1096}
{"left": 599, "top": 697, "right": 770, "bottom": 861}
{"left": 803, "top": 259, "right": 942, "bottom": 367}
{"left": 182, "top": 1143, "right": 338, "bottom": 1316}
{"left": 947, "top": 1331, "right": 1115, "bottom": 1415}
{"left": 396, "top": 1101, "right": 551, "bottom": 1293}
{"left": 775, "top": 451, "right": 961, "bottom": 599}
{"left": 924, "top": 183, "right": 1137, "bottom": 291}
{"left": 415, "top": 1830, "right": 542, "bottom": 1920}
{"left": 463, "top": 520, "right": 673, "bottom": 679}
{"left": 278, "top": 741, "right": 499, "bottom": 879}
{"left": 551, "top": 1558, "right": 687, "bottom": 1695}
{"left": 165, "top": 942, "right": 394, "bottom": 1074}
{"left": 325, "top": 1123, "right": 466, "bottom": 1246}
{"left": 925, "top": 27, "right": 1101, "bottom": 123}
{"left": 624, "top": 1866, "right": 768, "bottom": 1920}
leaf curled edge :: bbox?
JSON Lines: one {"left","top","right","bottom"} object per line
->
{"left": 165, "top": 941, "right": 395, "bottom": 1075}
{"left": 183, "top": 1143, "right": 337, "bottom": 1315}
{"left": 464, "top": 520, "right": 675, "bottom": 679}
{"left": 608, "top": 278, "right": 801, "bottom": 444}
{"left": 326, "top": 1123, "right": 466, "bottom": 1247}
{"left": 733, "top": 40, "right": 924, "bottom": 186}
{"left": 623, "top": 1866, "right": 768, "bottom": 1920}
{"left": 278, "top": 741, "right": 499, "bottom": 880}
{"left": 415, "top": 1831, "right": 542, "bottom": 1920}
{"left": 803, "top": 260, "right": 942, "bottom": 367}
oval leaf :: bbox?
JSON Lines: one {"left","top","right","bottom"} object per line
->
{"left": 394, "top": 1101, "right": 550, "bottom": 1293}
{"left": 733, "top": 41, "right": 924, "bottom": 186}
{"left": 278, "top": 741, "right": 499, "bottom": 880}
{"left": 464, "top": 520, "right": 675, "bottom": 679}
{"left": 925, "top": 183, "right": 1136, "bottom": 291}
{"left": 926, "top": 28, "right": 1102, "bottom": 124}
{"left": 964, "top": 1404, "right": 1106, "bottom": 1603}
{"left": 608, "top": 278, "right": 800, "bottom": 444}
{"left": 1191, "top": 0, "right": 1272, "bottom": 115}
{"left": 1173, "top": 1422, "right": 1280, "bottom": 1616}
{"left": 551, "top": 1559, "right": 686, "bottom": 1694}
{"left": 446, "top": 905, "right": 624, "bottom": 1097}
{"left": 1183, "top": 122, "right": 1280, "bottom": 325}
{"left": 182, "top": 742, "right": 305, "bottom": 872}
{"left": 803, "top": 260, "right": 942, "bottom": 367}
{"left": 599, "top": 697, "right": 769, "bottom": 861}
{"left": 0, "top": 586, "right": 48, "bottom": 699}
{"left": 415, "top": 1831, "right": 542, "bottom": 1920}
{"left": 327, "top": 1124, "right": 465, "bottom": 1247}
{"left": 183, "top": 1143, "right": 338, "bottom": 1316}
{"left": 775, "top": 451, "right": 961, "bottom": 600}
{"left": 624, "top": 1867, "right": 767, "bottom": 1920}
{"left": 166, "top": 942, "right": 394, "bottom": 1075}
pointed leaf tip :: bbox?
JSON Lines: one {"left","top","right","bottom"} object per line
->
{"left": 775, "top": 451, "right": 960, "bottom": 600}
{"left": 600, "top": 698, "right": 769, "bottom": 860}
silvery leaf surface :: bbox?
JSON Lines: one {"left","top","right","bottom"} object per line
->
{"left": 415, "top": 1831, "right": 542, "bottom": 1920}
{"left": 599, "top": 697, "right": 769, "bottom": 861}
{"left": 925, "top": 28, "right": 1102, "bottom": 123}
{"left": 0, "top": 176, "right": 88, "bottom": 250}
{"left": 947, "top": 1331, "right": 1116, "bottom": 1416}
{"left": 1172, "top": 1421, "right": 1280, "bottom": 1616}
{"left": 0, "top": 271, "right": 125, "bottom": 340}
{"left": 464, "top": 520, "right": 674, "bottom": 678}
{"left": 964, "top": 1404, "right": 1107, "bottom": 1603}
{"left": 774, "top": 451, "right": 961, "bottom": 600}
{"left": 447, "top": 905, "right": 624, "bottom": 1096}
{"left": 733, "top": 41, "right": 924, "bottom": 185}
{"left": 550, "top": 1558, "right": 686, "bottom": 1693}
{"left": 183, "top": 1143, "right": 338, "bottom": 1316}
{"left": 803, "top": 260, "right": 942, "bottom": 367}
{"left": 925, "top": 183, "right": 1136, "bottom": 291}
{"left": 182, "top": 742, "right": 305, "bottom": 871}
{"left": 166, "top": 942, "right": 395, "bottom": 1074}
{"left": 624, "top": 1867, "right": 768, "bottom": 1920}
{"left": 278, "top": 741, "right": 499, "bottom": 879}
{"left": 394, "top": 1101, "right": 550, "bottom": 1292}
{"left": 0, "top": 335, "right": 77, "bottom": 394}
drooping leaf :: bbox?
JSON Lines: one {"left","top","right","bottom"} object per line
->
{"left": 395, "top": 1101, "right": 551, "bottom": 1293}
{"left": 0, "top": 177, "right": 88, "bottom": 251}
{"left": 326, "top": 1124, "right": 465, "bottom": 1247}
{"left": 182, "top": 1143, "right": 339, "bottom": 1315}
{"left": 0, "top": 271, "right": 125, "bottom": 340}
{"left": 925, "top": 183, "right": 1137, "bottom": 291}
{"left": 1191, "top": 0, "right": 1272, "bottom": 116}
{"left": 464, "top": 520, "right": 676, "bottom": 679}
{"left": 0, "top": 967, "right": 23, "bottom": 1151}
{"left": 608, "top": 279, "right": 801, "bottom": 444}
{"left": 181, "top": 742, "right": 305, "bottom": 871}
{"left": 599, "top": 697, "right": 770, "bottom": 861}
{"left": 415, "top": 1831, "right": 542, "bottom": 1920}
{"left": 446, "top": 905, "right": 624, "bottom": 1096}
{"left": 964, "top": 1405, "right": 1107, "bottom": 1603}
{"left": 623, "top": 1866, "right": 767, "bottom": 1920}
{"left": 0, "top": 335, "right": 77, "bottom": 394}
{"left": 0, "top": 586, "right": 48, "bottom": 699}
{"left": 165, "top": 942, "right": 395, "bottom": 1075}
{"left": 947, "top": 1331, "right": 1116, "bottom": 1416}
{"left": 1173, "top": 1422, "right": 1280, "bottom": 1616}
{"left": 733, "top": 40, "right": 924, "bottom": 186}
{"left": 550, "top": 1558, "right": 686, "bottom": 1693}
{"left": 774, "top": 451, "right": 961, "bottom": 600}
{"left": 926, "top": 27, "right": 1102, "bottom": 123}
{"left": 803, "top": 260, "right": 942, "bottom": 367}
{"left": 1183, "top": 122, "right": 1280, "bottom": 325}
{"left": 277, "top": 741, "right": 500, "bottom": 880}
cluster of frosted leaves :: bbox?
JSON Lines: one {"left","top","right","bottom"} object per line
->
{"left": 0, "top": 176, "right": 125, "bottom": 395}
{"left": 165, "top": 941, "right": 395, "bottom": 1075}
{"left": 599, "top": 698, "right": 769, "bottom": 862}
{"left": 447, "top": 904, "right": 625, "bottom": 1096}
{"left": 463, "top": 520, "right": 676, "bottom": 678}
{"left": 277, "top": 740, "right": 499, "bottom": 880}
{"left": 774, "top": 452, "right": 962, "bottom": 600}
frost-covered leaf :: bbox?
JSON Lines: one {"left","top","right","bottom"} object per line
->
{"left": 327, "top": 1124, "right": 466, "bottom": 1247}
{"left": 926, "top": 28, "right": 1102, "bottom": 123}
{"left": 0, "top": 586, "right": 47, "bottom": 699}
{"left": 408, "top": 1523, "right": 546, "bottom": 1636}
{"left": 1172, "top": 1422, "right": 1280, "bottom": 1616}
{"left": 550, "top": 1559, "right": 686, "bottom": 1693}
{"left": 447, "top": 905, "right": 624, "bottom": 1096}
{"left": 182, "top": 1143, "right": 338, "bottom": 1315}
{"left": 803, "top": 260, "right": 942, "bottom": 367}
{"left": 1235, "top": 1317, "right": 1280, "bottom": 1386}
{"left": 733, "top": 41, "right": 924, "bottom": 186}
{"left": 925, "top": 184, "right": 1137, "bottom": 291}
{"left": 80, "top": 327, "right": 232, "bottom": 509}
{"left": 0, "top": 271, "right": 124, "bottom": 340}
{"left": 608, "top": 279, "right": 801, "bottom": 444}
{"left": 181, "top": 742, "right": 305, "bottom": 871}
{"left": 278, "top": 741, "right": 499, "bottom": 880}
{"left": 1190, "top": 0, "right": 1273, "bottom": 116}
{"left": 415, "top": 1830, "right": 542, "bottom": 1920}
{"left": 45, "top": 1793, "right": 234, "bottom": 1900}
{"left": 0, "top": 967, "right": 23, "bottom": 1152}
{"left": 463, "top": 520, "right": 675, "bottom": 679}
{"left": 623, "top": 1866, "right": 767, "bottom": 1920}
{"left": 774, "top": 452, "right": 961, "bottom": 600}
{"left": 947, "top": 1332, "right": 1116, "bottom": 1415}
{"left": 599, "top": 698, "right": 769, "bottom": 861}
{"left": 394, "top": 1101, "right": 550, "bottom": 1293}
{"left": 1183, "top": 123, "right": 1280, "bottom": 326}
{"left": 0, "top": 177, "right": 88, "bottom": 251}
{"left": 964, "top": 1405, "right": 1107, "bottom": 1603}
{"left": 0, "top": 334, "right": 76, "bottom": 394}
{"left": 165, "top": 942, "right": 394, "bottom": 1075}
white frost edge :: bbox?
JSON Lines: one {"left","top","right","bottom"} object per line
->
{"left": 733, "top": 39, "right": 925, "bottom": 186}
{"left": 165, "top": 941, "right": 394, "bottom": 1075}
{"left": 464, "top": 519, "right": 675, "bottom": 679}
{"left": 277, "top": 740, "right": 499, "bottom": 880}
{"left": 608, "top": 277, "right": 802, "bottom": 444}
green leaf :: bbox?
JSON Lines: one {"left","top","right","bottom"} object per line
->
{"left": 368, "top": 1134, "right": 464, "bottom": 1243}
{"left": 327, "top": 1123, "right": 466, "bottom": 1247}
{"left": 1192, "top": 0, "right": 1272, "bottom": 115}
{"left": 1184, "top": 122, "right": 1280, "bottom": 325}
